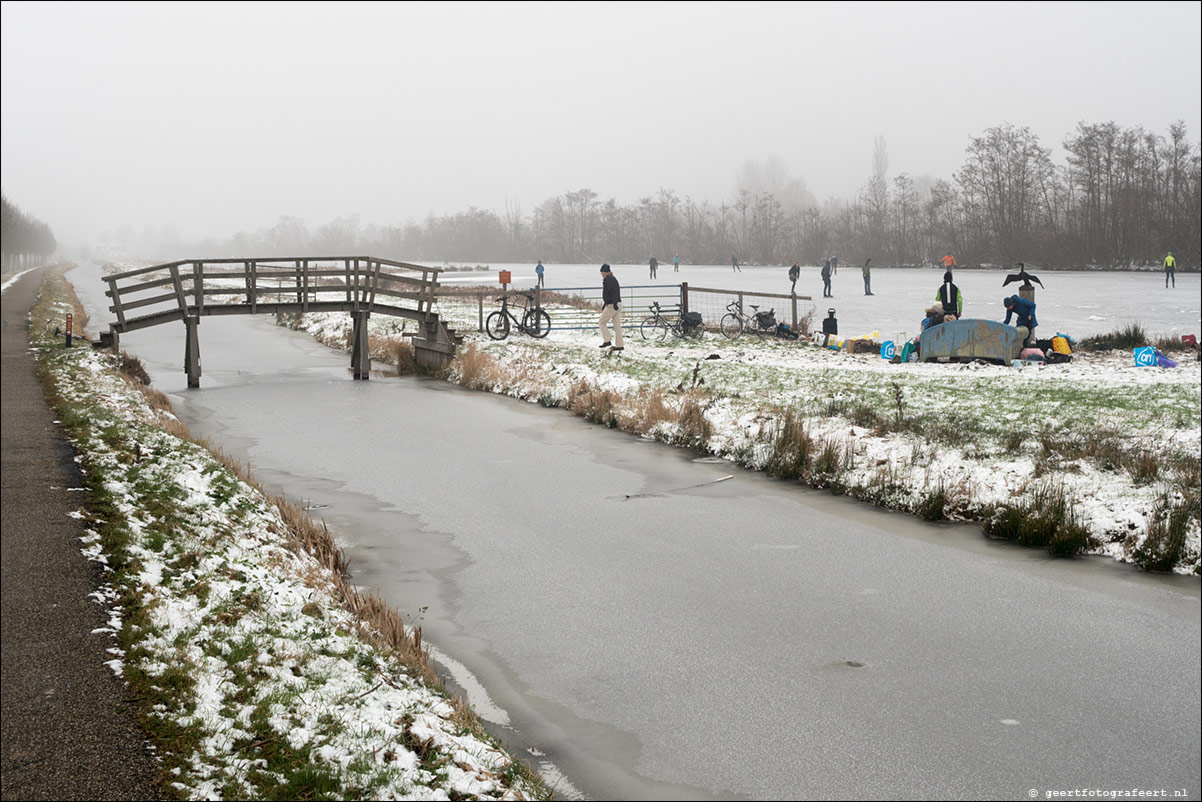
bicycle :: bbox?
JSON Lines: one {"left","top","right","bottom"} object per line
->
{"left": 719, "top": 300, "right": 777, "bottom": 339}
{"left": 638, "top": 301, "right": 703, "bottom": 342}
{"left": 486, "top": 292, "right": 552, "bottom": 340}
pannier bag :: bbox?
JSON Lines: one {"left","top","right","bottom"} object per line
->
{"left": 755, "top": 310, "right": 777, "bottom": 329}
{"left": 682, "top": 311, "right": 703, "bottom": 332}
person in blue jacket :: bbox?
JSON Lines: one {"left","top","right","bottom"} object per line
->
{"left": 1003, "top": 295, "right": 1037, "bottom": 346}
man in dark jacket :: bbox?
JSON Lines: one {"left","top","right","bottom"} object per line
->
{"left": 1003, "top": 294, "right": 1037, "bottom": 346}
{"left": 936, "top": 271, "right": 962, "bottom": 319}
{"left": 599, "top": 264, "right": 624, "bottom": 351}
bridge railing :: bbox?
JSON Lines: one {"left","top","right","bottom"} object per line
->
{"left": 105, "top": 257, "right": 442, "bottom": 332}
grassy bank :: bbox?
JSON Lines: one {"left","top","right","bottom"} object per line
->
{"left": 31, "top": 268, "right": 549, "bottom": 800}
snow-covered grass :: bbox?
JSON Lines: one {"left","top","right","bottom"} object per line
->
{"left": 285, "top": 295, "right": 1200, "bottom": 575}
{"left": 31, "top": 270, "right": 548, "bottom": 800}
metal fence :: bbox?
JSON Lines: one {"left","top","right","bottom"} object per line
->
{"left": 438, "top": 284, "right": 686, "bottom": 332}
{"left": 682, "top": 285, "right": 815, "bottom": 334}
{"left": 435, "top": 282, "right": 817, "bottom": 335}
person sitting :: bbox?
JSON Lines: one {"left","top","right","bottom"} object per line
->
{"left": 935, "top": 271, "right": 962, "bottom": 320}
{"left": 921, "top": 305, "right": 945, "bottom": 331}
{"left": 1002, "top": 295, "right": 1037, "bottom": 346}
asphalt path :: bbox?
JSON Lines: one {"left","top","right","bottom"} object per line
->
{"left": 1, "top": 267, "right": 160, "bottom": 800}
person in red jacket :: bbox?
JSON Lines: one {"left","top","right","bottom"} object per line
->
{"left": 940, "top": 252, "right": 957, "bottom": 270}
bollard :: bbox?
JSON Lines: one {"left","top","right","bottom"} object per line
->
{"left": 822, "top": 308, "right": 838, "bottom": 347}
{"left": 65, "top": 313, "right": 73, "bottom": 347}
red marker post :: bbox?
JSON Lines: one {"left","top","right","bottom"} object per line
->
{"left": 65, "top": 313, "right": 73, "bottom": 347}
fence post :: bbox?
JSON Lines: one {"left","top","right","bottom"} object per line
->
{"left": 105, "top": 276, "right": 126, "bottom": 329}
{"left": 681, "top": 282, "right": 689, "bottom": 315}
{"left": 791, "top": 294, "right": 798, "bottom": 330}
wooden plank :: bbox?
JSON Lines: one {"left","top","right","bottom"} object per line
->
{"left": 193, "top": 261, "right": 205, "bottom": 314}
{"left": 367, "top": 259, "right": 380, "bottom": 311}
{"left": 168, "top": 264, "right": 190, "bottom": 315}
{"left": 105, "top": 276, "right": 126, "bottom": 328}
{"left": 108, "top": 260, "right": 187, "bottom": 280}
{"left": 113, "top": 308, "right": 187, "bottom": 331}
{"left": 110, "top": 275, "right": 177, "bottom": 293}
{"left": 117, "top": 290, "right": 185, "bottom": 312}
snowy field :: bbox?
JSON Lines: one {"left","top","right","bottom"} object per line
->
{"left": 439, "top": 262, "right": 1202, "bottom": 342}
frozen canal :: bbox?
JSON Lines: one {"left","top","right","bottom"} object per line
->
{"left": 69, "top": 264, "right": 1201, "bottom": 800}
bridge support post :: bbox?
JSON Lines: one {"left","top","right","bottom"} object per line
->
{"left": 184, "top": 316, "right": 201, "bottom": 388}
{"left": 351, "top": 311, "right": 371, "bottom": 380}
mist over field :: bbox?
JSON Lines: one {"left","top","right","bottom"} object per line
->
{"left": 2, "top": 1, "right": 1200, "bottom": 267}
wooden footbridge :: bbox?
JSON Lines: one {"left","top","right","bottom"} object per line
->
{"left": 103, "top": 257, "right": 461, "bottom": 386}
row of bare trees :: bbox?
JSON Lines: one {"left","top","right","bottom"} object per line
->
{"left": 2, "top": 194, "right": 57, "bottom": 272}
{"left": 111, "top": 120, "right": 1199, "bottom": 269}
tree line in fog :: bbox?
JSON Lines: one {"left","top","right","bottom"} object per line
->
{"left": 2, "top": 194, "right": 57, "bottom": 272}
{"left": 102, "top": 120, "right": 1200, "bottom": 270}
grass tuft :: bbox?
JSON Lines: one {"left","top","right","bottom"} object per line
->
{"left": 983, "top": 483, "right": 1091, "bottom": 557}
{"left": 1134, "top": 487, "right": 1200, "bottom": 572}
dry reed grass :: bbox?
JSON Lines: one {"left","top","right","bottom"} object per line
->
{"left": 674, "top": 391, "right": 713, "bottom": 450}
{"left": 367, "top": 335, "right": 416, "bottom": 375}
{"left": 636, "top": 388, "right": 677, "bottom": 432}
{"left": 452, "top": 342, "right": 502, "bottom": 389}
{"left": 118, "top": 350, "right": 152, "bottom": 385}
{"left": 137, "top": 385, "right": 173, "bottom": 413}
{"left": 567, "top": 379, "right": 619, "bottom": 427}
{"left": 764, "top": 409, "right": 815, "bottom": 481}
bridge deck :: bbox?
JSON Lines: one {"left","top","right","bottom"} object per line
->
{"left": 103, "top": 256, "right": 458, "bottom": 384}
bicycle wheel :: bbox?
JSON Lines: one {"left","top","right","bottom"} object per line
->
{"left": 720, "top": 313, "right": 743, "bottom": 339}
{"left": 523, "top": 308, "right": 552, "bottom": 338}
{"left": 640, "top": 317, "right": 668, "bottom": 341}
{"left": 485, "top": 311, "right": 511, "bottom": 340}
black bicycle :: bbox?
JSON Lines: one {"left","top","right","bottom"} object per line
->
{"left": 486, "top": 292, "right": 552, "bottom": 340}
{"left": 719, "top": 300, "right": 776, "bottom": 339}
{"left": 639, "top": 301, "right": 703, "bottom": 341}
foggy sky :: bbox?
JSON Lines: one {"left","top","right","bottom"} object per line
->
{"left": 3, "top": 0, "right": 1200, "bottom": 253}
